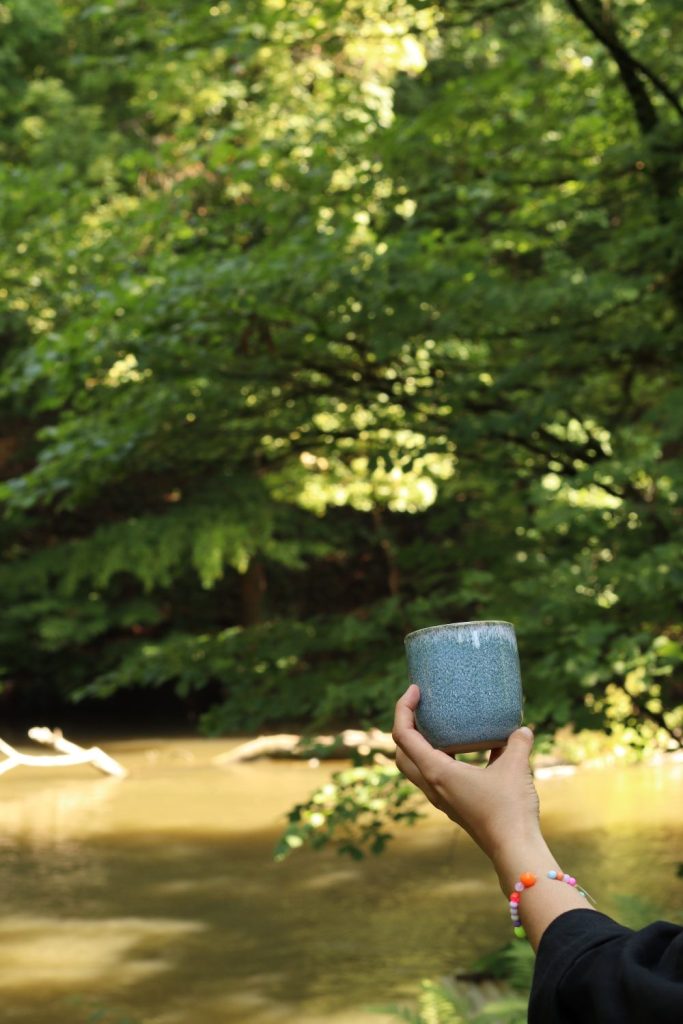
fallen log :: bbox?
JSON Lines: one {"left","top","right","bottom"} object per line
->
{"left": 214, "top": 727, "right": 395, "bottom": 765}
{"left": 0, "top": 728, "right": 128, "bottom": 778}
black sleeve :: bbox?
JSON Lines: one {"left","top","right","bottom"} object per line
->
{"left": 529, "top": 908, "right": 683, "bottom": 1024}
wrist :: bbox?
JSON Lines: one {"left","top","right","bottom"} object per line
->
{"left": 492, "top": 835, "right": 597, "bottom": 950}
{"left": 490, "top": 829, "right": 555, "bottom": 896}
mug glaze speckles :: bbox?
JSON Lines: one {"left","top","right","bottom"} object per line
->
{"left": 404, "top": 620, "right": 523, "bottom": 753}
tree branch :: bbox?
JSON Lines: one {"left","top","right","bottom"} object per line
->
{"left": 0, "top": 729, "right": 128, "bottom": 778}
{"left": 564, "top": 0, "right": 683, "bottom": 121}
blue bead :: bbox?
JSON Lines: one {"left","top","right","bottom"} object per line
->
{"left": 547, "top": 870, "right": 557, "bottom": 879}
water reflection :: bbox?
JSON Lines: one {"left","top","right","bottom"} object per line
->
{"left": 1, "top": 740, "right": 681, "bottom": 1024}
{"left": 0, "top": 776, "right": 122, "bottom": 846}
{"left": 1, "top": 914, "right": 204, "bottom": 986}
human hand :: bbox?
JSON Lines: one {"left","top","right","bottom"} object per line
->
{"left": 392, "top": 683, "right": 541, "bottom": 868}
{"left": 392, "top": 685, "right": 595, "bottom": 948}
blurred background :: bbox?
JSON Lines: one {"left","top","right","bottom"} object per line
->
{"left": 1, "top": 1, "right": 682, "bottom": 1022}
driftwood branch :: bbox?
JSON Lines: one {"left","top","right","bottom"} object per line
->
{"left": 0, "top": 728, "right": 128, "bottom": 778}
{"left": 214, "top": 728, "right": 395, "bottom": 765}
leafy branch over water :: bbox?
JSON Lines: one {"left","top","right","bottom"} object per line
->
{"left": 274, "top": 763, "right": 424, "bottom": 861}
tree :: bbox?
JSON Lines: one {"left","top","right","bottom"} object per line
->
{"left": 0, "top": 1, "right": 681, "bottom": 746}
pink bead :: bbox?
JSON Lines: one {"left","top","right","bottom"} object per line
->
{"left": 514, "top": 882, "right": 524, "bottom": 892}
{"left": 568, "top": 877, "right": 577, "bottom": 886}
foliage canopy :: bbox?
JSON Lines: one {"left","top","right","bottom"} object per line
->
{"left": 1, "top": 0, "right": 682, "bottom": 742}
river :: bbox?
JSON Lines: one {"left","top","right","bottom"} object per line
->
{"left": 1, "top": 738, "right": 681, "bottom": 1023}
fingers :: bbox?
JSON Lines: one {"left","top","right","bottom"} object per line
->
{"left": 395, "top": 747, "right": 420, "bottom": 787}
{"left": 395, "top": 747, "right": 421, "bottom": 787}
{"left": 487, "top": 746, "right": 504, "bottom": 766}
{"left": 494, "top": 726, "right": 534, "bottom": 768}
{"left": 396, "top": 747, "right": 450, "bottom": 813}
{"left": 400, "top": 682, "right": 420, "bottom": 711}
{"left": 392, "top": 684, "right": 457, "bottom": 782}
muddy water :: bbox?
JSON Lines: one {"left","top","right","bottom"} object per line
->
{"left": 0, "top": 738, "right": 681, "bottom": 1024}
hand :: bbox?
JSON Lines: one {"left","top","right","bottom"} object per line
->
{"left": 393, "top": 685, "right": 595, "bottom": 950}
{"left": 392, "top": 683, "right": 541, "bottom": 866}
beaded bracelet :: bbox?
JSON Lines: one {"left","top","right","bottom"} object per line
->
{"left": 508, "top": 870, "right": 592, "bottom": 939}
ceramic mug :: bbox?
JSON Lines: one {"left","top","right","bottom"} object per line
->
{"left": 403, "top": 620, "right": 523, "bottom": 753}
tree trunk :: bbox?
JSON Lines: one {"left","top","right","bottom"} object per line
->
{"left": 564, "top": 0, "right": 683, "bottom": 312}
{"left": 241, "top": 557, "right": 266, "bottom": 626}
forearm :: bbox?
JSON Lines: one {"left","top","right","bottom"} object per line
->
{"left": 491, "top": 831, "right": 596, "bottom": 951}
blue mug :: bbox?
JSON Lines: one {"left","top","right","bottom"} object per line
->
{"left": 404, "top": 620, "right": 523, "bottom": 753}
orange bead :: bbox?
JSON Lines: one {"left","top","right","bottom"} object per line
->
{"left": 520, "top": 872, "right": 536, "bottom": 888}
{"left": 556, "top": 871, "right": 564, "bottom": 881}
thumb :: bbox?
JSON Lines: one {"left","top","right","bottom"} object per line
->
{"left": 501, "top": 726, "right": 534, "bottom": 765}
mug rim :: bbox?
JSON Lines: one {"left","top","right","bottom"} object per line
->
{"left": 404, "top": 620, "right": 514, "bottom": 642}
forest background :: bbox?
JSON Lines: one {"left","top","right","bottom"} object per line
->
{"left": 1, "top": 0, "right": 682, "bottom": 761}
